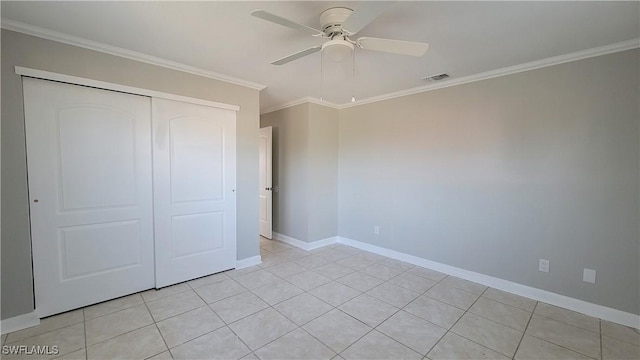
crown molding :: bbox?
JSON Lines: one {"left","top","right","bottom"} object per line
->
{"left": 306, "top": 97, "right": 341, "bottom": 109}
{"left": 262, "top": 97, "right": 310, "bottom": 114}
{"left": 4, "top": 18, "right": 635, "bottom": 111}
{"left": 340, "top": 38, "right": 640, "bottom": 109}
{"left": 1, "top": 18, "right": 267, "bottom": 91}
{"left": 261, "top": 96, "right": 340, "bottom": 115}
{"left": 263, "top": 38, "right": 639, "bottom": 113}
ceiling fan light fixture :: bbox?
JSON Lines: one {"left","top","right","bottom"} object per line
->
{"left": 321, "top": 39, "right": 354, "bottom": 62}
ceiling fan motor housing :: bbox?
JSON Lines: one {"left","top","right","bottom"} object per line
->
{"left": 320, "top": 7, "right": 353, "bottom": 36}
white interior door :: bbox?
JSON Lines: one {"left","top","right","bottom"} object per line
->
{"left": 152, "top": 98, "right": 237, "bottom": 288}
{"left": 259, "top": 126, "right": 273, "bottom": 239}
{"left": 23, "top": 78, "right": 155, "bottom": 317}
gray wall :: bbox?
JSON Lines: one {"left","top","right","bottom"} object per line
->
{"left": 1, "top": 29, "right": 261, "bottom": 320}
{"left": 308, "top": 103, "right": 339, "bottom": 242}
{"left": 261, "top": 102, "right": 339, "bottom": 242}
{"left": 338, "top": 49, "right": 639, "bottom": 314}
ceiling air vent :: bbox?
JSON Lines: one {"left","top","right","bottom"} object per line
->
{"left": 423, "top": 73, "right": 450, "bottom": 82}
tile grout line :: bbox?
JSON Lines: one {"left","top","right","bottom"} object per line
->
{"left": 531, "top": 311, "right": 602, "bottom": 334}
{"left": 371, "top": 294, "right": 430, "bottom": 356}
{"left": 272, "top": 293, "right": 334, "bottom": 326}
{"left": 273, "top": 314, "right": 336, "bottom": 356}
{"left": 341, "top": 270, "right": 411, "bottom": 348}
{"left": 295, "top": 327, "right": 339, "bottom": 359}
{"left": 81, "top": 311, "right": 163, "bottom": 357}
{"left": 601, "top": 330, "right": 640, "bottom": 347}
{"left": 141, "top": 296, "right": 171, "bottom": 359}
{"left": 480, "top": 292, "right": 536, "bottom": 313}
{"left": 82, "top": 309, "right": 88, "bottom": 358}
{"left": 149, "top": 282, "right": 230, "bottom": 352}
{"left": 383, "top": 269, "right": 456, "bottom": 357}
{"left": 142, "top": 286, "right": 193, "bottom": 306}
{"left": 524, "top": 333, "right": 601, "bottom": 360}
{"left": 83, "top": 295, "right": 145, "bottom": 323}
{"left": 250, "top": 246, "right": 383, "bottom": 357}
{"left": 523, "top": 303, "right": 602, "bottom": 360}
{"left": 220, "top": 320, "right": 256, "bottom": 358}
{"left": 247, "top": 245, "right": 388, "bottom": 357}
{"left": 511, "top": 299, "right": 538, "bottom": 359}
{"left": 266, "top": 251, "right": 378, "bottom": 356}
{"left": 251, "top": 326, "right": 306, "bottom": 357}
{"left": 337, "top": 266, "right": 452, "bottom": 357}
{"left": 258, "top": 275, "right": 333, "bottom": 356}
{"left": 238, "top": 278, "right": 327, "bottom": 356}
{"left": 160, "top": 305, "right": 232, "bottom": 356}
{"left": 599, "top": 319, "right": 603, "bottom": 360}
{"left": 465, "top": 296, "right": 534, "bottom": 333}
{"left": 189, "top": 276, "right": 259, "bottom": 357}
{"left": 423, "top": 286, "right": 508, "bottom": 359}
{"left": 159, "top": 303, "right": 225, "bottom": 348}
{"left": 205, "top": 254, "right": 351, "bottom": 358}
{"left": 144, "top": 297, "right": 203, "bottom": 324}
{"left": 302, "top": 305, "right": 363, "bottom": 355}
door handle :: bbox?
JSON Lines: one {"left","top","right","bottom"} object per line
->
{"left": 265, "top": 187, "right": 272, "bottom": 191}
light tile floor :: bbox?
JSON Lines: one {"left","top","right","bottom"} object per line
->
{"left": 3, "top": 237, "right": 639, "bottom": 360}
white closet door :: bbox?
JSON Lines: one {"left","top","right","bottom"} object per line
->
{"left": 23, "top": 78, "right": 155, "bottom": 317}
{"left": 152, "top": 98, "right": 237, "bottom": 288}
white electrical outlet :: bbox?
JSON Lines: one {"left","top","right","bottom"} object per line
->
{"left": 374, "top": 225, "right": 380, "bottom": 235}
{"left": 539, "top": 259, "right": 550, "bottom": 273}
{"left": 583, "top": 268, "right": 596, "bottom": 284}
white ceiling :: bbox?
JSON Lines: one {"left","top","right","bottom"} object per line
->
{"left": 2, "top": 1, "right": 639, "bottom": 113}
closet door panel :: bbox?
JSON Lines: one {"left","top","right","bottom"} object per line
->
{"left": 152, "top": 98, "right": 237, "bottom": 288}
{"left": 23, "top": 78, "right": 154, "bottom": 317}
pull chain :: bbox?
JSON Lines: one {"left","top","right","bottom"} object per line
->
{"left": 320, "top": 50, "right": 324, "bottom": 102}
{"left": 351, "top": 48, "right": 356, "bottom": 103}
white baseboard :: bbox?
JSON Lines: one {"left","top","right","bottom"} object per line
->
{"left": 0, "top": 311, "right": 40, "bottom": 335}
{"left": 273, "top": 232, "right": 337, "bottom": 251}
{"left": 307, "top": 236, "right": 339, "bottom": 250}
{"left": 272, "top": 232, "right": 309, "bottom": 249}
{"left": 337, "top": 236, "right": 640, "bottom": 330}
{"left": 236, "top": 255, "right": 262, "bottom": 269}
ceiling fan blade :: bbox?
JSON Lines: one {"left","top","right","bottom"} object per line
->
{"left": 251, "top": 9, "right": 323, "bottom": 36}
{"left": 271, "top": 46, "right": 322, "bottom": 65}
{"left": 357, "top": 37, "right": 429, "bottom": 57}
{"left": 341, "top": 2, "right": 394, "bottom": 35}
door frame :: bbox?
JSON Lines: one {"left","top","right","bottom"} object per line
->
{"left": 16, "top": 67, "right": 239, "bottom": 112}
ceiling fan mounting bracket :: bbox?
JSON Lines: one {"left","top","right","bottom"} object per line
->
{"left": 320, "top": 7, "right": 353, "bottom": 37}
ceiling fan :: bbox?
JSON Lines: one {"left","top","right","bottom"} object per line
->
{"left": 251, "top": 3, "right": 429, "bottom": 66}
